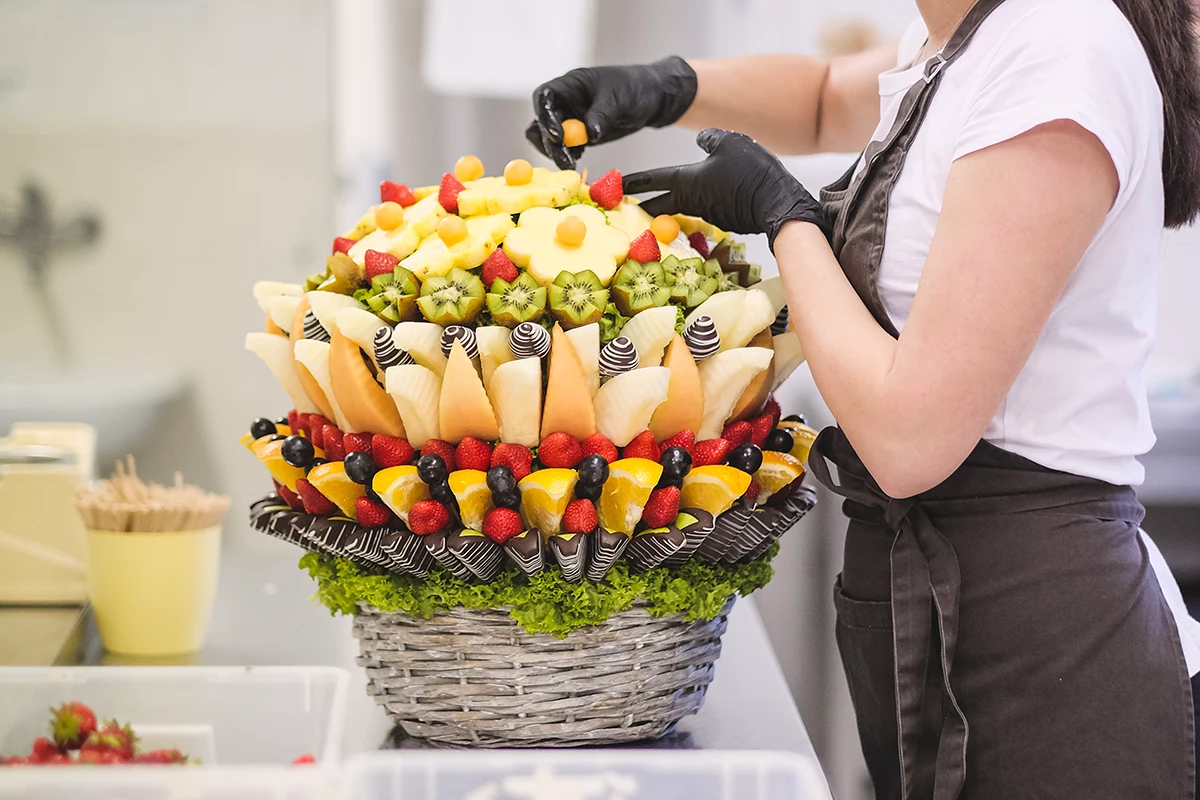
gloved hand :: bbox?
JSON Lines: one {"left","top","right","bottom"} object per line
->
{"left": 526, "top": 56, "right": 698, "bottom": 169}
{"left": 624, "top": 128, "right": 829, "bottom": 248}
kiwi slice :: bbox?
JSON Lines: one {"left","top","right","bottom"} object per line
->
{"left": 713, "top": 268, "right": 741, "bottom": 293}
{"left": 548, "top": 269, "right": 609, "bottom": 329}
{"left": 304, "top": 269, "right": 330, "bottom": 292}
{"left": 416, "top": 267, "right": 485, "bottom": 325}
{"left": 711, "top": 240, "right": 761, "bottom": 287}
{"left": 355, "top": 266, "right": 421, "bottom": 323}
{"left": 322, "top": 253, "right": 368, "bottom": 295}
{"left": 662, "top": 255, "right": 719, "bottom": 309}
{"left": 486, "top": 272, "right": 547, "bottom": 327}
{"left": 612, "top": 259, "right": 672, "bottom": 317}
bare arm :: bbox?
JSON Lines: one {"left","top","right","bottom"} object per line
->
{"left": 772, "top": 120, "right": 1118, "bottom": 497}
{"left": 679, "top": 45, "right": 898, "bottom": 155}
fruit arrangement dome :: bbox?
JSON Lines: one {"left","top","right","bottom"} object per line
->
{"left": 242, "top": 154, "right": 818, "bottom": 745}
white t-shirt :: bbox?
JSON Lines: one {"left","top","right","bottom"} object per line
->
{"left": 871, "top": 0, "right": 1163, "bottom": 487}
{"left": 869, "top": 0, "right": 1200, "bottom": 676}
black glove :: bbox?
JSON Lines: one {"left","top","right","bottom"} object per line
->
{"left": 526, "top": 56, "right": 698, "bottom": 169}
{"left": 624, "top": 128, "right": 829, "bottom": 248}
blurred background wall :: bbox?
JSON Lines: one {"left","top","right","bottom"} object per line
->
{"left": 2, "top": 2, "right": 1198, "bottom": 798}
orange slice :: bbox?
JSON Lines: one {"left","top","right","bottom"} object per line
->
{"left": 777, "top": 421, "right": 819, "bottom": 465}
{"left": 251, "top": 438, "right": 306, "bottom": 492}
{"left": 448, "top": 469, "right": 494, "bottom": 530}
{"left": 306, "top": 461, "right": 366, "bottom": 517}
{"left": 680, "top": 465, "right": 752, "bottom": 517}
{"left": 597, "top": 458, "right": 663, "bottom": 535}
{"left": 372, "top": 465, "right": 430, "bottom": 525}
{"left": 518, "top": 468, "right": 579, "bottom": 535}
{"left": 755, "top": 451, "right": 805, "bottom": 500}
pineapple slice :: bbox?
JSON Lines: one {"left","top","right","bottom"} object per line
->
{"left": 342, "top": 206, "right": 378, "bottom": 240}
{"left": 348, "top": 194, "right": 446, "bottom": 265}
{"left": 503, "top": 205, "right": 630, "bottom": 286}
{"left": 456, "top": 168, "right": 581, "bottom": 216}
{"left": 400, "top": 212, "right": 515, "bottom": 280}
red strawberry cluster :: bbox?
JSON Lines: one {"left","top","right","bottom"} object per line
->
{"left": 380, "top": 180, "right": 416, "bottom": 207}
{"left": 492, "top": 443, "right": 532, "bottom": 481}
{"left": 482, "top": 507, "right": 524, "bottom": 543}
{"left": 2, "top": 702, "right": 192, "bottom": 766}
{"left": 482, "top": 248, "right": 518, "bottom": 288}
{"left": 627, "top": 230, "right": 661, "bottom": 264}
{"left": 587, "top": 169, "right": 624, "bottom": 210}
{"left": 363, "top": 249, "right": 400, "bottom": 280}
{"left": 439, "top": 173, "right": 465, "bottom": 214}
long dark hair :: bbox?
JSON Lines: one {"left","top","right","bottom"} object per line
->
{"left": 1111, "top": 0, "right": 1200, "bottom": 228}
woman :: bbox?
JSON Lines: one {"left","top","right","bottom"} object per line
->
{"left": 529, "top": 0, "right": 1200, "bottom": 797}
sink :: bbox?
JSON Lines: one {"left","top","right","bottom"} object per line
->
{"left": 0, "top": 368, "right": 182, "bottom": 466}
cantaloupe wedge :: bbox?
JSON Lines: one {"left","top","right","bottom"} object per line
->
{"left": 541, "top": 324, "right": 596, "bottom": 440}
{"left": 329, "top": 329, "right": 405, "bottom": 437}
{"left": 729, "top": 328, "right": 775, "bottom": 422}
{"left": 439, "top": 340, "right": 500, "bottom": 443}
{"left": 294, "top": 339, "right": 353, "bottom": 431}
{"left": 289, "top": 295, "right": 336, "bottom": 421}
{"left": 649, "top": 334, "right": 704, "bottom": 441}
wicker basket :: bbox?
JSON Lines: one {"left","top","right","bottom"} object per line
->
{"left": 355, "top": 598, "right": 735, "bottom": 747}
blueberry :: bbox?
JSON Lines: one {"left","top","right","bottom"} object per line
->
{"left": 765, "top": 429, "right": 794, "bottom": 453}
{"left": 307, "top": 457, "right": 329, "bottom": 472}
{"left": 344, "top": 451, "right": 378, "bottom": 485}
{"left": 574, "top": 481, "right": 602, "bottom": 502}
{"left": 493, "top": 489, "right": 521, "bottom": 509}
{"left": 266, "top": 434, "right": 286, "bottom": 442}
{"left": 365, "top": 486, "right": 384, "bottom": 506}
{"left": 727, "top": 443, "right": 763, "bottom": 474}
{"left": 429, "top": 480, "right": 455, "bottom": 505}
{"left": 486, "top": 465, "right": 516, "bottom": 495}
{"left": 783, "top": 414, "right": 808, "bottom": 425}
{"left": 275, "top": 415, "right": 289, "bottom": 425}
{"left": 577, "top": 454, "right": 610, "bottom": 487}
{"left": 655, "top": 474, "right": 683, "bottom": 490}
{"left": 659, "top": 447, "right": 693, "bottom": 480}
{"left": 281, "top": 435, "right": 315, "bottom": 468}
{"left": 417, "top": 454, "right": 447, "bottom": 485}
{"left": 250, "top": 417, "right": 277, "bottom": 439}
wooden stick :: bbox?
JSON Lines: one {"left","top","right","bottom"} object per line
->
{"left": 75, "top": 455, "right": 229, "bottom": 533}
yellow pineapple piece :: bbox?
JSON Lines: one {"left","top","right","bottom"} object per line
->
{"left": 400, "top": 212, "right": 515, "bottom": 280}
{"left": 503, "top": 205, "right": 630, "bottom": 286}
{"left": 341, "top": 206, "right": 378, "bottom": 240}
{"left": 348, "top": 194, "right": 446, "bottom": 265}
{"left": 413, "top": 184, "right": 438, "bottom": 201}
{"left": 456, "top": 168, "right": 582, "bottom": 216}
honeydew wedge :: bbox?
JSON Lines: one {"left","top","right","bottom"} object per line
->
{"left": 245, "top": 332, "right": 319, "bottom": 414}
{"left": 439, "top": 340, "right": 500, "bottom": 443}
{"left": 487, "top": 356, "right": 542, "bottom": 447}
{"left": 337, "top": 308, "right": 391, "bottom": 370}
{"left": 294, "top": 338, "right": 354, "bottom": 431}
{"left": 594, "top": 367, "right": 671, "bottom": 447}
{"left": 564, "top": 322, "right": 600, "bottom": 397}
{"left": 618, "top": 306, "right": 677, "bottom": 368}
{"left": 348, "top": 194, "right": 445, "bottom": 264}
{"left": 385, "top": 364, "right": 442, "bottom": 447}
{"left": 757, "top": 275, "right": 787, "bottom": 317}
{"left": 685, "top": 289, "right": 775, "bottom": 352}
{"left": 696, "top": 347, "right": 775, "bottom": 439}
{"left": 771, "top": 331, "right": 807, "bottom": 391}
{"left": 329, "top": 329, "right": 405, "bottom": 438}
{"left": 289, "top": 296, "right": 336, "bottom": 420}
{"left": 456, "top": 168, "right": 582, "bottom": 216}
{"left": 253, "top": 281, "right": 303, "bottom": 312}
{"left": 476, "top": 326, "right": 516, "bottom": 388}
{"left": 306, "top": 291, "right": 365, "bottom": 336}
{"left": 267, "top": 295, "right": 302, "bottom": 334}
{"left": 391, "top": 321, "right": 447, "bottom": 378}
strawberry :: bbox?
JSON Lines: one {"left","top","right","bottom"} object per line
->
{"left": 380, "top": 180, "right": 416, "bottom": 207}
{"left": 322, "top": 425, "right": 346, "bottom": 461}
{"left": 749, "top": 414, "right": 775, "bottom": 447}
{"left": 563, "top": 498, "right": 598, "bottom": 534}
{"left": 482, "top": 507, "right": 524, "bottom": 543}
{"left": 627, "top": 230, "right": 661, "bottom": 264}
{"left": 40, "top": 753, "right": 71, "bottom": 765}
{"left": 641, "top": 486, "right": 680, "bottom": 528}
{"left": 722, "top": 421, "right": 753, "bottom": 447}
{"left": 687, "top": 231, "right": 711, "bottom": 259}
{"left": 275, "top": 481, "right": 305, "bottom": 512}
{"left": 539, "top": 432, "right": 583, "bottom": 468}
{"left": 295, "top": 479, "right": 336, "bottom": 515}
{"left": 332, "top": 236, "right": 356, "bottom": 255}
{"left": 343, "top": 432, "right": 372, "bottom": 454}
{"left": 292, "top": 753, "right": 317, "bottom": 766}
{"left": 82, "top": 721, "right": 135, "bottom": 761}
{"left": 581, "top": 432, "right": 619, "bottom": 463}
{"left": 744, "top": 479, "right": 762, "bottom": 502}
{"left": 481, "top": 248, "right": 518, "bottom": 288}
{"left": 287, "top": 409, "right": 301, "bottom": 434}
{"left": 421, "top": 439, "right": 457, "bottom": 472}
{"left": 356, "top": 496, "right": 392, "bottom": 526}
{"left": 692, "top": 438, "right": 732, "bottom": 467}
{"left": 409, "top": 500, "right": 450, "bottom": 534}
{"left": 587, "top": 169, "right": 623, "bottom": 210}
{"left": 363, "top": 249, "right": 400, "bottom": 280}
{"left": 455, "top": 436, "right": 493, "bottom": 472}
{"left": 438, "top": 173, "right": 465, "bottom": 214}
{"left": 135, "top": 748, "right": 188, "bottom": 765}
{"left": 492, "top": 443, "right": 532, "bottom": 481}
{"left": 3, "top": 757, "right": 29, "bottom": 766}
{"left": 658, "top": 430, "right": 695, "bottom": 455}
{"left": 372, "top": 434, "right": 414, "bottom": 468}
{"left": 306, "top": 415, "right": 331, "bottom": 448}
{"left": 30, "top": 738, "right": 61, "bottom": 763}
{"left": 51, "top": 701, "right": 97, "bottom": 750}
{"left": 622, "top": 431, "right": 660, "bottom": 462}
{"left": 78, "top": 750, "right": 122, "bottom": 764}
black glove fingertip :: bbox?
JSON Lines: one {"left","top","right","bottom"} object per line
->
{"left": 638, "top": 193, "right": 678, "bottom": 218}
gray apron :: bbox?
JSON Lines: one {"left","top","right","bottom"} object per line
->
{"left": 810, "top": 1, "right": 1196, "bottom": 797}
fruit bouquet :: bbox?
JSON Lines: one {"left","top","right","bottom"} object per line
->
{"left": 242, "top": 152, "right": 818, "bottom": 746}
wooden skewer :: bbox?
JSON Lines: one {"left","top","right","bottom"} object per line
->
{"left": 75, "top": 455, "right": 229, "bottom": 533}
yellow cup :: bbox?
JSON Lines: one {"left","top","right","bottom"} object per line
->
{"left": 85, "top": 526, "right": 221, "bottom": 656}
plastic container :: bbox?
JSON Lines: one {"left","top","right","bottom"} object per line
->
{"left": 85, "top": 524, "right": 222, "bottom": 656}
{"left": 342, "top": 750, "right": 833, "bottom": 800}
{"left": 0, "top": 667, "right": 348, "bottom": 766}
